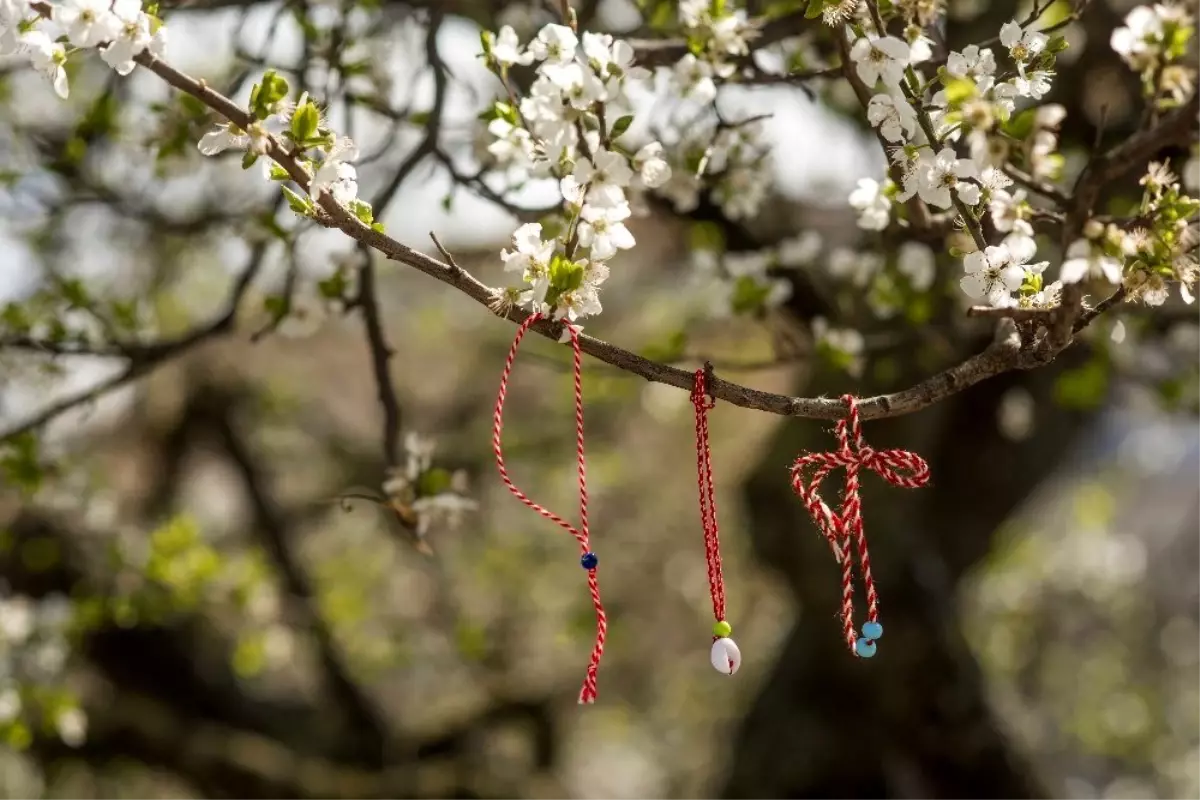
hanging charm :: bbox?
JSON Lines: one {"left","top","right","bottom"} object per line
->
{"left": 789, "top": 395, "right": 930, "bottom": 658}
{"left": 691, "top": 366, "right": 739, "bottom": 676}
{"left": 493, "top": 313, "right": 607, "bottom": 703}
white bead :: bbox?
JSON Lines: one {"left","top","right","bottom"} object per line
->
{"left": 710, "top": 637, "right": 741, "bottom": 675}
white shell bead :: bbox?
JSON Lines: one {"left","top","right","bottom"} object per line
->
{"left": 710, "top": 637, "right": 741, "bottom": 675}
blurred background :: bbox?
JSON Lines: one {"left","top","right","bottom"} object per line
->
{"left": 0, "top": 0, "right": 1198, "bottom": 797}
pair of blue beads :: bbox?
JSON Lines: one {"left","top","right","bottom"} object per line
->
{"left": 580, "top": 551, "right": 599, "bottom": 570}
{"left": 855, "top": 621, "right": 883, "bottom": 658}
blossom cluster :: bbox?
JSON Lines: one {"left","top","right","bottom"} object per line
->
{"left": 669, "top": 0, "right": 758, "bottom": 104}
{"left": 844, "top": 14, "right": 1092, "bottom": 310}
{"left": 381, "top": 433, "right": 478, "bottom": 543}
{"left": 658, "top": 116, "right": 772, "bottom": 221}
{"left": 482, "top": 23, "right": 670, "bottom": 321}
{"left": 1111, "top": 2, "right": 1196, "bottom": 107}
{"left": 0, "top": 0, "right": 166, "bottom": 98}
{"left": 195, "top": 69, "right": 370, "bottom": 227}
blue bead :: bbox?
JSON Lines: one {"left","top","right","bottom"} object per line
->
{"left": 862, "top": 621, "right": 883, "bottom": 640}
{"left": 580, "top": 552, "right": 599, "bottom": 570}
{"left": 855, "top": 637, "right": 877, "bottom": 658}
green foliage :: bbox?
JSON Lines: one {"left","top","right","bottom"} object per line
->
{"left": 689, "top": 221, "right": 726, "bottom": 253}
{"left": 610, "top": 114, "right": 634, "bottom": 140}
{"left": 641, "top": 329, "right": 688, "bottom": 362}
{"left": 729, "top": 275, "right": 773, "bottom": 315}
{"left": 1054, "top": 357, "right": 1110, "bottom": 410}
{"left": 144, "top": 515, "right": 222, "bottom": 609}
{"left": 249, "top": 70, "right": 290, "bottom": 121}
{"left": 282, "top": 186, "right": 313, "bottom": 216}
{"left": 289, "top": 100, "right": 320, "bottom": 143}
{"left": 0, "top": 433, "right": 45, "bottom": 495}
{"left": 544, "top": 252, "right": 585, "bottom": 307}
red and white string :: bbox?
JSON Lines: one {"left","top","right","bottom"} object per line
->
{"left": 691, "top": 368, "right": 726, "bottom": 629}
{"left": 492, "top": 313, "right": 606, "bottom": 703}
{"left": 789, "top": 395, "right": 930, "bottom": 654}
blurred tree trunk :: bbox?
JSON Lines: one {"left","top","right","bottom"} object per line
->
{"left": 722, "top": 345, "right": 1092, "bottom": 799}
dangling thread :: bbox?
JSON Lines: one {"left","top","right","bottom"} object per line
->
{"left": 789, "top": 395, "right": 929, "bottom": 658}
{"left": 492, "top": 312, "right": 606, "bottom": 703}
{"left": 691, "top": 367, "right": 740, "bottom": 675}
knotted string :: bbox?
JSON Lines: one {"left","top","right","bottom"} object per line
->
{"left": 492, "top": 312, "right": 606, "bottom": 703}
{"left": 790, "top": 395, "right": 929, "bottom": 656}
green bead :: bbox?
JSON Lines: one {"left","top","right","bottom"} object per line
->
{"left": 713, "top": 620, "right": 733, "bottom": 638}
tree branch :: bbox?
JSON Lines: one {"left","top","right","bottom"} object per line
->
{"left": 0, "top": 49, "right": 1132, "bottom": 438}
{"left": 0, "top": 246, "right": 265, "bottom": 443}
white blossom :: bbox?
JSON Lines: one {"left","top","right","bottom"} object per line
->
{"left": 990, "top": 188, "right": 1033, "bottom": 236}
{"left": 501, "top": 222, "right": 555, "bottom": 289}
{"left": 100, "top": 0, "right": 164, "bottom": 76}
{"left": 20, "top": 30, "right": 69, "bottom": 99}
{"left": 1060, "top": 238, "right": 1124, "bottom": 284}
{"left": 1014, "top": 70, "right": 1053, "bottom": 99}
{"left": 999, "top": 20, "right": 1048, "bottom": 64}
{"left": 492, "top": 25, "right": 533, "bottom": 67}
{"left": 673, "top": 53, "right": 719, "bottom": 104}
{"left": 632, "top": 141, "right": 671, "bottom": 188}
{"left": 916, "top": 147, "right": 980, "bottom": 209}
{"left": 848, "top": 177, "right": 891, "bottom": 230}
{"left": 577, "top": 202, "right": 635, "bottom": 260}
{"left": 946, "top": 44, "right": 997, "bottom": 91}
{"left": 812, "top": 316, "right": 866, "bottom": 377}
{"left": 1111, "top": 5, "right": 1169, "bottom": 72}
{"left": 829, "top": 247, "right": 880, "bottom": 288}
{"left": 198, "top": 122, "right": 250, "bottom": 155}
{"left": 849, "top": 35, "right": 911, "bottom": 88}
{"left": 528, "top": 23, "right": 578, "bottom": 64}
{"left": 897, "top": 242, "right": 936, "bottom": 291}
{"left": 866, "top": 92, "right": 917, "bottom": 142}
{"left": 54, "top": 0, "right": 121, "bottom": 48}
{"left": 778, "top": 231, "right": 821, "bottom": 265}
{"left": 568, "top": 150, "right": 634, "bottom": 208}
{"left": 960, "top": 243, "right": 1033, "bottom": 307}
{"left": 309, "top": 138, "right": 359, "bottom": 204}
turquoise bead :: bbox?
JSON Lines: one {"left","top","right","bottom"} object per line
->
{"left": 862, "top": 621, "right": 883, "bottom": 640}
{"left": 855, "top": 637, "right": 877, "bottom": 658}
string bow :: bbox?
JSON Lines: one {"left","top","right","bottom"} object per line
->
{"left": 790, "top": 395, "right": 929, "bottom": 656}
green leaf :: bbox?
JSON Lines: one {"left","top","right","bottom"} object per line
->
{"left": 408, "top": 110, "right": 431, "bottom": 126}
{"left": 1045, "top": 34, "right": 1069, "bottom": 54}
{"left": 241, "top": 151, "right": 258, "bottom": 170}
{"left": 282, "top": 186, "right": 312, "bottom": 216}
{"left": 290, "top": 101, "right": 319, "bottom": 143}
{"left": 941, "top": 76, "right": 977, "bottom": 106}
{"left": 647, "top": 0, "right": 675, "bottom": 30}
{"left": 268, "top": 163, "right": 289, "bottom": 181}
{"left": 609, "top": 114, "right": 634, "bottom": 139}
{"left": 349, "top": 198, "right": 375, "bottom": 225}
{"left": 1002, "top": 107, "right": 1037, "bottom": 140}
{"left": 544, "top": 253, "right": 584, "bottom": 307}
{"left": 417, "top": 467, "right": 453, "bottom": 497}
